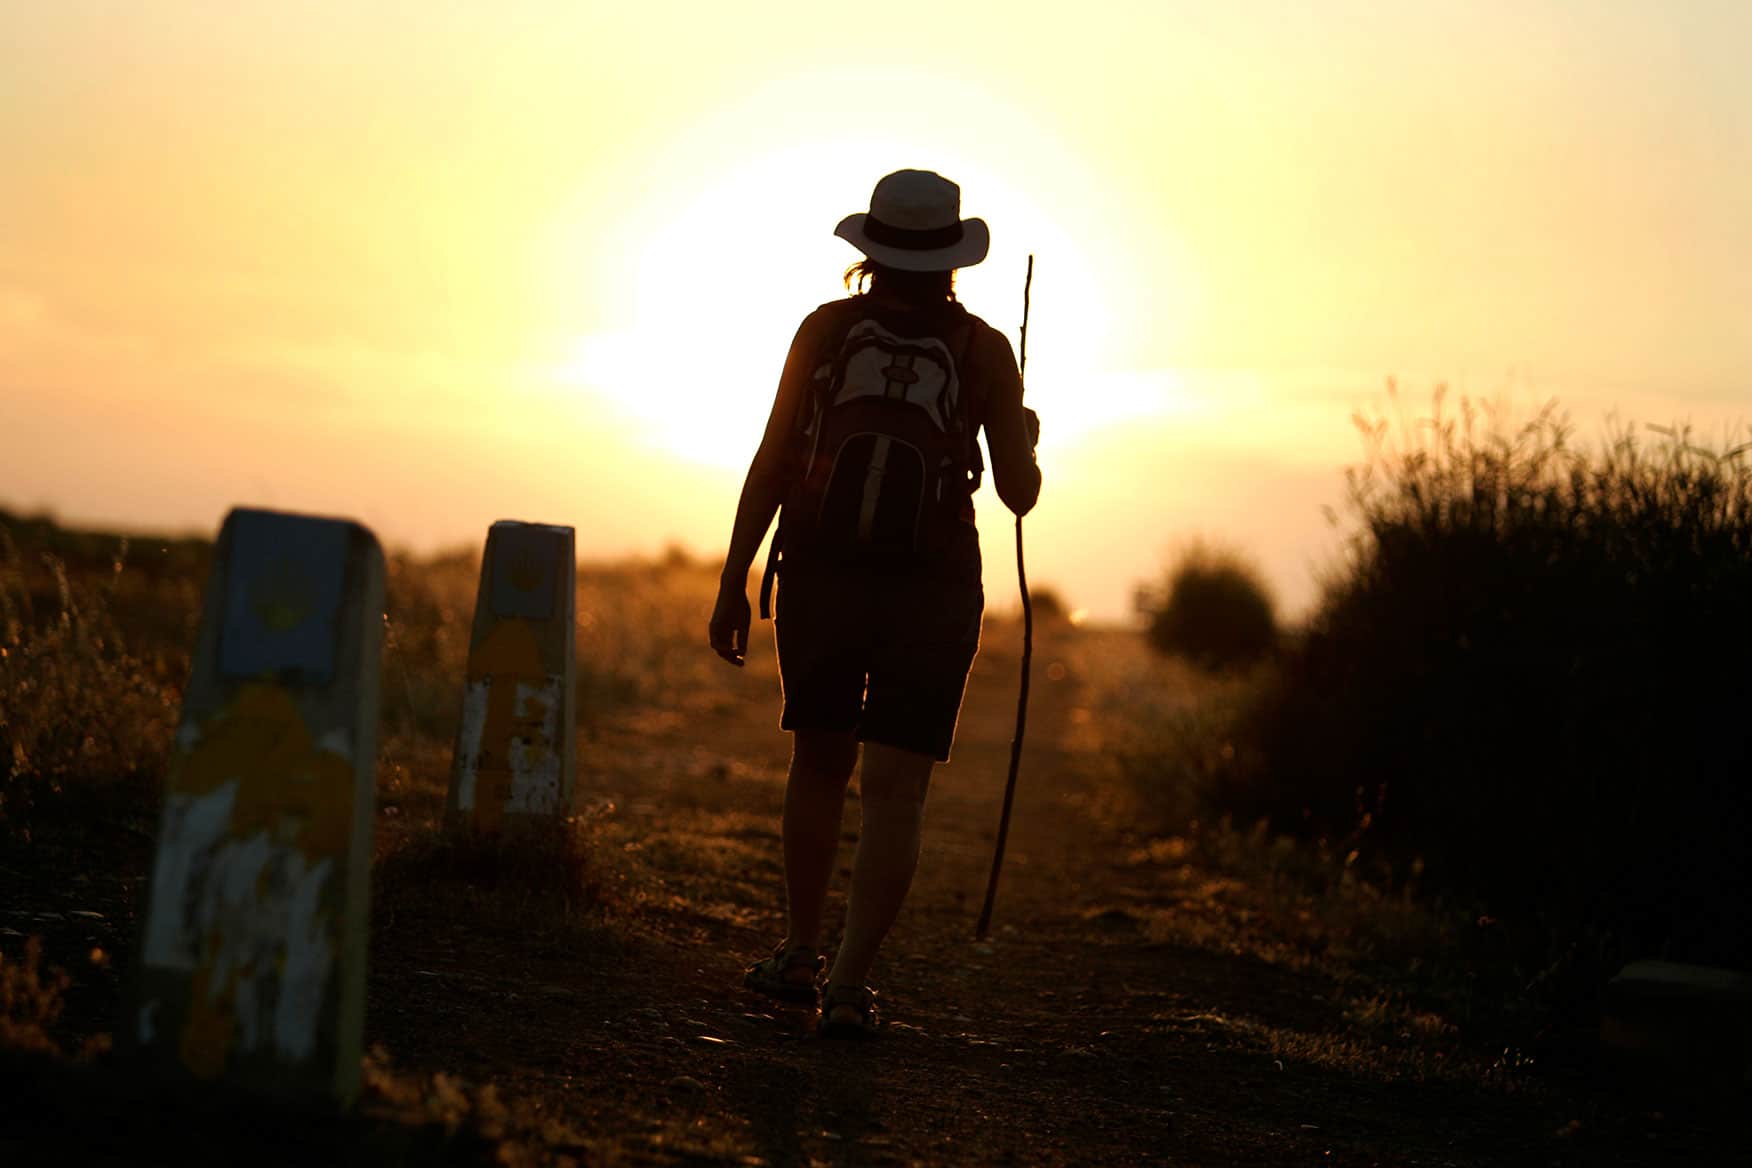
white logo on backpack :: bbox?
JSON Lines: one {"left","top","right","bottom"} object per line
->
{"left": 823, "top": 319, "right": 962, "bottom": 433}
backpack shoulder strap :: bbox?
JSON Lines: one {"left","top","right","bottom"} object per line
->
{"left": 761, "top": 303, "right": 855, "bottom": 621}
{"left": 954, "top": 315, "right": 984, "bottom": 491}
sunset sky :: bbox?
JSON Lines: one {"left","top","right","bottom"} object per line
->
{"left": 4, "top": 2, "right": 1749, "bottom": 619}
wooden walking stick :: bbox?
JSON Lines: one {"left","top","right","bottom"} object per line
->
{"left": 976, "top": 254, "right": 1034, "bottom": 941}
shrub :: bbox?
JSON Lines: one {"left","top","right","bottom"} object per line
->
{"left": 1143, "top": 542, "right": 1278, "bottom": 670}
{"left": 1232, "top": 386, "right": 1752, "bottom": 970}
{"left": 1027, "top": 584, "right": 1073, "bottom": 625}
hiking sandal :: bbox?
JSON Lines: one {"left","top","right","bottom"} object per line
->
{"left": 816, "top": 983, "right": 880, "bottom": 1039}
{"left": 743, "top": 944, "right": 824, "bottom": 1005}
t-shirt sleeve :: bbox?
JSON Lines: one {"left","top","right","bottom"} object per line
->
{"left": 745, "top": 310, "right": 828, "bottom": 491}
{"left": 974, "top": 323, "right": 1042, "bottom": 517}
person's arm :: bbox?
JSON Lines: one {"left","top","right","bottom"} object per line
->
{"left": 977, "top": 327, "right": 1042, "bottom": 517}
{"left": 709, "top": 314, "right": 820, "bottom": 666}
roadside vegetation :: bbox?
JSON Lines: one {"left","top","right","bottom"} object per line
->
{"left": 0, "top": 511, "right": 719, "bottom": 1059}
{"left": 3, "top": 411, "right": 1743, "bottom": 1163}
{"left": 1138, "top": 540, "right": 1278, "bottom": 670}
{"left": 1120, "top": 387, "right": 1752, "bottom": 1039}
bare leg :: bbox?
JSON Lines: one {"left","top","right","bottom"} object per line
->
{"left": 781, "top": 729, "right": 859, "bottom": 954}
{"left": 827, "top": 741, "right": 935, "bottom": 995}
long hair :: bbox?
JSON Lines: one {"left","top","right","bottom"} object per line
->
{"left": 844, "top": 259, "right": 957, "bottom": 303}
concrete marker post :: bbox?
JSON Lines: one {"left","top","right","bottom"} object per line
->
{"left": 126, "top": 507, "right": 385, "bottom": 1104}
{"left": 1601, "top": 960, "right": 1752, "bottom": 1086}
{"left": 448, "top": 520, "right": 577, "bottom": 831}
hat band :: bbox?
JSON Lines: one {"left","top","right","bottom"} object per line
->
{"left": 862, "top": 216, "right": 965, "bottom": 251}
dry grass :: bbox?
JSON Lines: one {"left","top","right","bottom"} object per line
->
{"left": 0, "top": 939, "right": 68, "bottom": 1056}
{"left": 1086, "top": 629, "right": 1552, "bottom": 1072}
{"left": 0, "top": 529, "right": 185, "bottom": 839}
{"left": 375, "top": 814, "right": 611, "bottom": 927}
{"left": 359, "top": 1045, "right": 605, "bottom": 1164}
{"left": 1, "top": 514, "right": 726, "bottom": 1009}
{"left": 376, "top": 545, "right": 733, "bottom": 747}
{"left": 2, "top": 514, "right": 726, "bottom": 829}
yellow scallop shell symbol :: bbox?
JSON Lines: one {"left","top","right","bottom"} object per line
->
{"left": 252, "top": 558, "right": 313, "bottom": 632}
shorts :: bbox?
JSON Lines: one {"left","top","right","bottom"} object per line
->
{"left": 774, "top": 551, "right": 984, "bottom": 763}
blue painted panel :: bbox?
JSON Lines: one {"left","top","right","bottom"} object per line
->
{"left": 488, "top": 523, "right": 564, "bottom": 620}
{"left": 219, "top": 510, "right": 349, "bottom": 682}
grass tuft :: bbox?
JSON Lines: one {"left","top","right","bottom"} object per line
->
{"left": 376, "top": 815, "right": 608, "bottom": 921}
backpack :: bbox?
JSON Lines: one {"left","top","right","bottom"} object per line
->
{"left": 760, "top": 302, "right": 982, "bottom": 618}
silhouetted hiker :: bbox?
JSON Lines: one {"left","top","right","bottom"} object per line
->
{"left": 710, "top": 169, "right": 1041, "bottom": 1037}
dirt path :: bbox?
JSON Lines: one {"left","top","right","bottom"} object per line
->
{"left": 364, "top": 625, "right": 1566, "bottom": 1167}
{"left": 6, "top": 619, "right": 1729, "bottom": 1165}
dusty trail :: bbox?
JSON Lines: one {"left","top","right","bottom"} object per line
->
{"left": 365, "top": 625, "right": 1548, "bottom": 1167}
{"left": 7, "top": 617, "right": 1724, "bottom": 1165}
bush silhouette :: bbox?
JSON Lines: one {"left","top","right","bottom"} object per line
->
{"left": 1028, "top": 584, "right": 1072, "bottom": 625}
{"left": 1231, "top": 387, "right": 1752, "bottom": 971}
{"left": 1144, "top": 543, "right": 1277, "bottom": 669}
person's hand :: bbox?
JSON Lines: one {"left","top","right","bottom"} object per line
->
{"left": 709, "top": 582, "right": 752, "bottom": 667}
{"left": 1023, "top": 407, "right": 1040, "bottom": 451}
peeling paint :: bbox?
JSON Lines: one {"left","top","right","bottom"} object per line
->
{"left": 453, "top": 670, "right": 565, "bottom": 820}
{"left": 507, "top": 678, "right": 564, "bottom": 814}
{"left": 276, "top": 852, "right": 337, "bottom": 1061}
{"left": 449, "top": 521, "right": 575, "bottom": 831}
{"left": 144, "top": 782, "right": 239, "bottom": 972}
{"left": 166, "top": 825, "right": 338, "bottom": 1069}
{"left": 142, "top": 683, "right": 350, "bottom": 1076}
{"left": 454, "top": 618, "right": 566, "bottom": 823}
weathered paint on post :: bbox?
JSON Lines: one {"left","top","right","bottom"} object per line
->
{"left": 127, "top": 508, "right": 384, "bottom": 1104}
{"left": 448, "top": 520, "right": 577, "bottom": 830}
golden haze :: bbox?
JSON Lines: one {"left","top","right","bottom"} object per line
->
{"left": 3, "top": 2, "right": 1749, "bottom": 618}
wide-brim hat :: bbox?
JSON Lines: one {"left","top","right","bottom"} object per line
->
{"left": 834, "top": 168, "right": 990, "bottom": 272}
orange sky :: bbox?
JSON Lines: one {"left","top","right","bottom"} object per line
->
{"left": 3, "top": 2, "right": 1749, "bottom": 619}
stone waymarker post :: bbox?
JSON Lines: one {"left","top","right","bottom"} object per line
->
{"left": 128, "top": 507, "right": 384, "bottom": 1104}
{"left": 1601, "top": 960, "right": 1752, "bottom": 1085}
{"left": 448, "top": 520, "right": 577, "bottom": 831}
